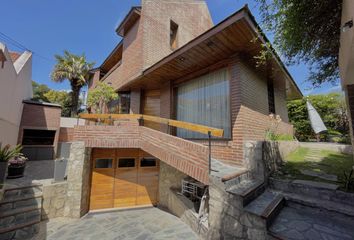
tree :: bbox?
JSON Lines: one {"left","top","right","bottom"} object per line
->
{"left": 44, "top": 90, "right": 73, "bottom": 117}
{"left": 32, "top": 81, "right": 50, "bottom": 102}
{"left": 87, "top": 82, "right": 118, "bottom": 114}
{"left": 255, "top": 0, "right": 342, "bottom": 86}
{"left": 287, "top": 93, "right": 350, "bottom": 142}
{"left": 51, "top": 50, "right": 94, "bottom": 117}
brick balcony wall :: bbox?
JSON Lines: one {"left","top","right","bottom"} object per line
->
{"left": 72, "top": 122, "right": 209, "bottom": 184}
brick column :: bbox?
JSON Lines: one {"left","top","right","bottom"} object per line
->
{"left": 130, "top": 89, "right": 142, "bottom": 114}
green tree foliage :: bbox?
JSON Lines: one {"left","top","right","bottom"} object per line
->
{"left": 287, "top": 93, "right": 349, "bottom": 142}
{"left": 255, "top": 0, "right": 342, "bottom": 86}
{"left": 44, "top": 90, "right": 73, "bottom": 117}
{"left": 51, "top": 50, "right": 94, "bottom": 117}
{"left": 32, "top": 81, "right": 50, "bottom": 102}
{"left": 87, "top": 82, "right": 118, "bottom": 114}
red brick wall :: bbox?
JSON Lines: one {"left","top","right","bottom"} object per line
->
{"left": 18, "top": 102, "right": 62, "bottom": 145}
{"left": 59, "top": 127, "right": 74, "bottom": 142}
{"left": 72, "top": 122, "right": 209, "bottom": 184}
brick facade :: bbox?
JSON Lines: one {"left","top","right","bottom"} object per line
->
{"left": 72, "top": 122, "right": 209, "bottom": 184}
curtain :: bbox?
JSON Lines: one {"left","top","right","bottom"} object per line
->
{"left": 176, "top": 68, "right": 231, "bottom": 139}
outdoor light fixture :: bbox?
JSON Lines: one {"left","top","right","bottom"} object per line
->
{"left": 107, "top": 82, "right": 112, "bottom": 85}
{"left": 342, "top": 19, "right": 353, "bottom": 32}
{"left": 179, "top": 57, "right": 186, "bottom": 62}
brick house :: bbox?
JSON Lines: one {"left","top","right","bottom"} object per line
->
{"left": 60, "top": 0, "right": 302, "bottom": 238}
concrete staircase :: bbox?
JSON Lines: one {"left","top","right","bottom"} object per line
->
{"left": 0, "top": 184, "right": 43, "bottom": 240}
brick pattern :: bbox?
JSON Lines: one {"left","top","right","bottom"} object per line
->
{"left": 141, "top": 0, "right": 213, "bottom": 69}
{"left": 102, "top": 0, "right": 212, "bottom": 90}
{"left": 72, "top": 121, "right": 209, "bottom": 184}
{"left": 18, "top": 103, "right": 62, "bottom": 148}
{"left": 105, "top": 19, "right": 144, "bottom": 90}
{"left": 59, "top": 127, "right": 74, "bottom": 142}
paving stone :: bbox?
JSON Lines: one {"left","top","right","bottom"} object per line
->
{"left": 45, "top": 208, "right": 198, "bottom": 240}
{"left": 292, "top": 220, "right": 311, "bottom": 232}
{"left": 292, "top": 180, "right": 339, "bottom": 190}
{"left": 300, "top": 170, "right": 338, "bottom": 181}
{"left": 304, "top": 229, "right": 323, "bottom": 239}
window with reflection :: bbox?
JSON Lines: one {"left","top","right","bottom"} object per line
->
{"left": 118, "top": 158, "right": 135, "bottom": 168}
{"left": 95, "top": 159, "right": 113, "bottom": 168}
{"left": 176, "top": 68, "right": 231, "bottom": 139}
{"left": 140, "top": 158, "right": 157, "bottom": 167}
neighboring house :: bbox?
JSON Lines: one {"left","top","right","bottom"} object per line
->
{"left": 0, "top": 43, "right": 33, "bottom": 146}
{"left": 339, "top": 0, "right": 354, "bottom": 149}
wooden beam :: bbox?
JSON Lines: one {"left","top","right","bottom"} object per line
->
{"left": 79, "top": 113, "right": 224, "bottom": 137}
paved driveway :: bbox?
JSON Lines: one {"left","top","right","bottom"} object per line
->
{"left": 37, "top": 207, "right": 198, "bottom": 240}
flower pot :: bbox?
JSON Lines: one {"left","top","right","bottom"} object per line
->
{"left": 7, "top": 164, "right": 25, "bottom": 179}
{"left": 0, "top": 162, "right": 7, "bottom": 188}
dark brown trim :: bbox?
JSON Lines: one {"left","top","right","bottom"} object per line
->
{"left": 115, "top": 7, "right": 141, "bottom": 37}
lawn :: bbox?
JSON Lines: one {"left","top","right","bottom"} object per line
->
{"left": 274, "top": 147, "right": 354, "bottom": 190}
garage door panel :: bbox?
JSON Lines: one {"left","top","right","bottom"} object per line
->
{"left": 90, "top": 149, "right": 160, "bottom": 210}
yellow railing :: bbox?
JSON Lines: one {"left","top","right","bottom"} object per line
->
{"left": 79, "top": 113, "right": 224, "bottom": 137}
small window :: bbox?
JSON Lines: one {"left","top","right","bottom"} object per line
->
{"left": 118, "top": 158, "right": 135, "bottom": 168}
{"left": 140, "top": 158, "right": 156, "bottom": 167}
{"left": 268, "top": 78, "right": 276, "bottom": 114}
{"left": 170, "top": 20, "right": 178, "bottom": 50}
{"left": 22, "top": 129, "right": 56, "bottom": 146}
{"left": 95, "top": 159, "right": 113, "bottom": 168}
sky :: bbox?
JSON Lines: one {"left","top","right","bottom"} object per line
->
{"left": 0, "top": 0, "right": 342, "bottom": 96}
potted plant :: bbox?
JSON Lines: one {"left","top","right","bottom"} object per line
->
{"left": 7, "top": 154, "right": 27, "bottom": 179}
{"left": 0, "top": 143, "right": 22, "bottom": 187}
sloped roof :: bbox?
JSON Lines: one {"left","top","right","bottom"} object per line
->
{"left": 9, "top": 51, "right": 21, "bottom": 62}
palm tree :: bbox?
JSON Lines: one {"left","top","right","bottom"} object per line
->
{"left": 51, "top": 50, "right": 94, "bottom": 117}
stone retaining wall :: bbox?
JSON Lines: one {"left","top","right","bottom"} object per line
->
{"left": 208, "top": 176, "right": 267, "bottom": 239}
{"left": 299, "top": 142, "right": 353, "bottom": 154}
{"left": 42, "top": 182, "right": 68, "bottom": 220}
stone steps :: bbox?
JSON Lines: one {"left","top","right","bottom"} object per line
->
{"left": 269, "top": 202, "right": 354, "bottom": 240}
{"left": 0, "top": 185, "right": 43, "bottom": 239}
{"left": 226, "top": 178, "right": 265, "bottom": 206}
{"left": 244, "top": 191, "right": 285, "bottom": 228}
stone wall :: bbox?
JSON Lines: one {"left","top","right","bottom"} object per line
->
{"left": 42, "top": 182, "right": 68, "bottom": 220}
{"left": 244, "top": 140, "right": 300, "bottom": 181}
{"left": 63, "top": 142, "right": 91, "bottom": 218}
{"left": 208, "top": 176, "right": 267, "bottom": 239}
{"left": 158, "top": 162, "right": 187, "bottom": 208}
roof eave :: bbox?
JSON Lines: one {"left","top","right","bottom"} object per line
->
{"left": 115, "top": 7, "right": 141, "bottom": 37}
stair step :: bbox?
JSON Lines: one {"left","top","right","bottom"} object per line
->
{"left": 3, "top": 185, "right": 42, "bottom": 202}
{"left": 0, "top": 196, "right": 42, "bottom": 215}
{"left": 269, "top": 204, "right": 354, "bottom": 240}
{"left": 226, "top": 179, "right": 265, "bottom": 206}
{"left": 0, "top": 209, "right": 41, "bottom": 234}
{"left": 0, "top": 204, "right": 42, "bottom": 218}
{"left": 0, "top": 193, "right": 43, "bottom": 205}
{"left": 279, "top": 191, "right": 354, "bottom": 217}
{"left": 244, "top": 191, "right": 285, "bottom": 228}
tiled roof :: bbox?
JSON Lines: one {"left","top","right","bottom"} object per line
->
{"left": 9, "top": 51, "right": 21, "bottom": 62}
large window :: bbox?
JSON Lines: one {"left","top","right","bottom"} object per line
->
{"left": 176, "top": 68, "right": 231, "bottom": 139}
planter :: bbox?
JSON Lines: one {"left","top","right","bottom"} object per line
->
{"left": 7, "top": 164, "right": 25, "bottom": 179}
{"left": 0, "top": 162, "right": 7, "bottom": 188}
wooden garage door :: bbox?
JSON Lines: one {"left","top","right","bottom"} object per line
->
{"left": 143, "top": 90, "right": 161, "bottom": 130}
{"left": 89, "top": 149, "right": 159, "bottom": 210}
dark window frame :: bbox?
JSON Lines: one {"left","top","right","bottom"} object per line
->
{"left": 117, "top": 158, "right": 136, "bottom": 168}
{"left": 170, "top": 20, "right": 179, "bottom": 50}
{"left": 140, "top": 158, "right": 157, "bottom": 168}
{"left": 94, "top": 158, "right": 113, "bottom": 169}
{"left": 267, "top": 78, "right": 276, "bottom": 114}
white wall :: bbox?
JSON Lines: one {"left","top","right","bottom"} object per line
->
{"left": 0, "top": 43, "right": 33, "bottom": 145}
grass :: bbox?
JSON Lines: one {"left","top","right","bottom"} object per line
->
{"left": 274, "top": 147, "right": 354, "bottom": 190}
